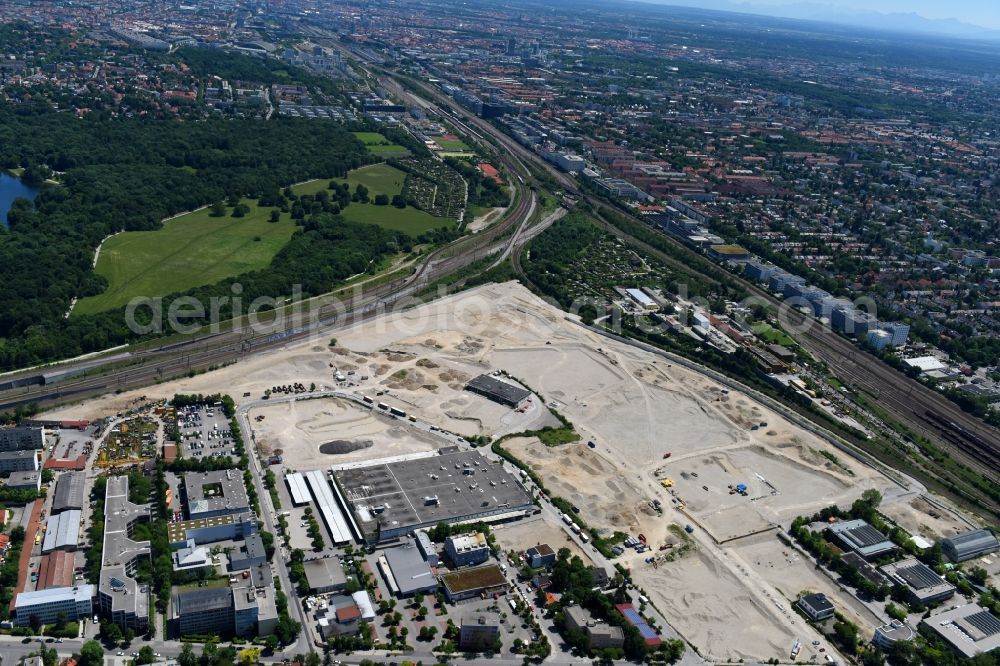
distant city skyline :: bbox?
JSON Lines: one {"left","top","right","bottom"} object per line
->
{"left": 649, "top": 0, "right": 1000, "bottom": 33}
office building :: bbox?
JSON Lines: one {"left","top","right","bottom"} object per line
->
{"left": 0, "top": 450, "right": 39, "bottom": 473}
{"left": 173, "top": 587, "right": 234, "bottom": 636}
{"left": 873, "top": 620, "right": 915, "bottom": 650}
{"left": 15, "top": 585, "right": 94, "bottom": 627}
{"left": 445, "top": 532, "right": 490, "bottom": 567}
{"left": 0, "top": 426, "right": 44, "bottom": 452}
{"left": 184, "top": 470, "right": 251, "bottom": 520}
{"left": 797, "top": 593, "right": 835, "bottom": 622}
{"left": 941, "top": 529, "right": 999, "bottom": 563}
{"left": 459, "top": 612, "right": 501, "bottom": 652}
{"left": 526, "top": 544, "right": 555, "bottom": 569}
{"left": 4, "top": 470, "right": 40, "bottom": 491}
{"left": 98, "top": 475, "right": 151, "bottom": 633}
{"left": 166, "top": 512, "right": 256, "bottom": 548}
{"left": 563, "top": 605, "right": 623, "bottom": 649}
{"left": 229, "top": 534, "right": 267, "bottom": 571}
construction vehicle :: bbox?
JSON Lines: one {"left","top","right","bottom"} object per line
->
{"left": 660, "top": 478, "right": 674, "bottom": 488}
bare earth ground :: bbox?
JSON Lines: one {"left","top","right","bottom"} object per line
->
{"left": 249, "top": 397, "right": 444, "bottom": 471}
{"left": 491, "top": 513, "right": 592, "bottom": 565}
{"left": 40, "top": 282, "right": 977, "bottom": 661}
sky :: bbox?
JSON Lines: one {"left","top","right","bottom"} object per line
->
{"left": 661, "top": 0, "right": 1000, "bottom": 31}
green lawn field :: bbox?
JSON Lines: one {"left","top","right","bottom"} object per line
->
{"left": 352, "top": 131, "right": 407, "bottom": 154}
{"left": 73, "top": 201, "right": 297, "bottom": 316}
{"left": 437, "top": 137, "right": 472, "bottom": 151}
{"left": 294, "top": 164, "right": 453, "bottom": 238}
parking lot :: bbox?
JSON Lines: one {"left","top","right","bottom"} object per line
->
{"left": 175, "top": 403, "right": 238, "bottom": 462}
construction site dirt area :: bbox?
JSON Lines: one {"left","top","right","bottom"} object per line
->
{"left": 491, "top": 512, "right": 593, "bottom": 565}
{"left": 247, "top": 397, "right": 443, "bottom": 470}
{"left": 39, "top": 282, "right": 975, "bottom": 662}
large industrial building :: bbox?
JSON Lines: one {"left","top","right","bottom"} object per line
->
{"left": 14, "top": 585, "right": 94, "bottom": 627}
{"left": 52, "top": 471, "right": 86, "bottom": 513}
{"left": 826, "top": 519, "right": 897, "bottom": 560}
{"left": 920, "top": 604, "right": 1000, "bottom": 658}
{"left": 42, "top": 509, "right": 81, "bottom": 553}
{"left": 183, "top": 470, "right": 251, "bottom": 520}
{"left": 97, "top": 475, "right": 151, "bottom": 633}
{"left": 880, "top": 558, "right": 955, "bottom": 605}
{"left": 303, "top": 558, "right": 348, "bottom": 594}
{"left": 0, "top": 426, "right": 44, "bottom": 452}
{"left": 304, "top": 469, "right": 355, "bottom": 545}
{"left": 940, "top": 529, "right": 999, "bottom": 563}
{"left": 335, "top": 450, "right": 534, "bottom": 543}
{"left": 379, "top": 540, "right": 438, "bottom": 597}
{"left": 36, "top": 551, "right": 76, "bottom": 590}
{"left": 464, "top": 374, "right": 532, "bottom": 408}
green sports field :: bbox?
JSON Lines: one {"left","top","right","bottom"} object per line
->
{"left": 352, "top": 131, "right": 407, "bottom": 154}
{"left": 73, "top": 201, "right": 298, "bottom": 316}
{"left": 295, "top": 164, "right": 454, "bottom": 238}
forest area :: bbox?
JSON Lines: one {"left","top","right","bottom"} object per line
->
{"left": 0, "top": 108, "right": 395, "bottom": 370}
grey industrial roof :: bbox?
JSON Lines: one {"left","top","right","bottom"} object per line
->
{"left": 383, "top": 542, "right": 436, "bottom": 595}
{"left": 828, "top": 519, "right": 896, "bottom": 558}
{"left": 184, "top": 469, "right": 250, "bottom": 517}
{"left": 336, "top": 450, "right": 534, "bottom": 541}
{"left": 941, "top": 529, "right": 999, "bottom": 561}
{"left": 303, "top": 558, "right": 347, "bottom": 591}
{"left": 52, "top": 471, "right": 86, "bottom": 513}
{"left": 921, "top": 604, "right": 1000, "bottom": 658}
{"left": 465, "top": 374, "right": 531, "bottom": 406}
{"left": 4, "top": 470, "right": 39, "bottom": 489}
{"left": 42, "top": 509, "right": 81, "bottom": 552}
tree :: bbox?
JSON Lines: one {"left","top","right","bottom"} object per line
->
{"left": 136, "top": 646, "right": 155, "bottom": 665}
{"left": 232, "top": 203, "right": 251, "bottom": 218}
{"left": 353, "top": 184, "right": 369, "bottom": 203}
{"left": 101, "top": 620, "right": 123, "bottom": 644}
{"left": 42, "top": 648, "right": 58, "bottom": 666}
{"left": 391, "top": 194, "right": 406, "bottom": 208}
{"left": 968, "top": 566, "right": 988, "bottom": 586}
{"left": 80, "top": 640, "right": 104, "bottom": 666}
{"left": 178, "top": 643, "right": 198, "bottom": 666}
{"left": 373, "top": 194, "right": 390, "bottom": 206}
{"left": 28, "top": 613, "right": 42, "bottom": 634}
{"left": 304, "top": 652, "right": 320, "bottom": 666}
{"left": 210, "top": 201, "right": 227, "bottom": 217}
{"left": 270, "top": 210, "right": 280, "bottom": 223}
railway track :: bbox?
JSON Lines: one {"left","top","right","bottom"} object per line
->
{"left": 408, "top": 76, "right": 1000, "bottom": 503}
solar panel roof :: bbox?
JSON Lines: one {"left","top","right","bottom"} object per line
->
{"left": 966, "top": 611, "right": 1000, "bottom": 638}
{"left": 850, "top": 524, "right": 888, "bottom": 548}
{"left": 897, "top": 563, "right": 943, "bottom": 590}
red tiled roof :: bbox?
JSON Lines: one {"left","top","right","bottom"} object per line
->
{"left": 336, "top": 605, "right": 362, "bottom": 623}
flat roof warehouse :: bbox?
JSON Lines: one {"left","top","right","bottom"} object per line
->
{"left": 334, "top": 450, "right": 535, "bottom": 543}
{"left": 465, "top": 374, "right": 532, "bottom": 408}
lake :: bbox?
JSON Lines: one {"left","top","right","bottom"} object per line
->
{"left": 0, "top": 172, "right": 39, "bottom": 227}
